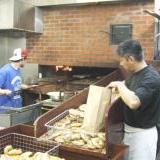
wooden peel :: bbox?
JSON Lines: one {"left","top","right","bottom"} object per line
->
{"left": 143, "top": 9, "right": 160, "bottom": 19}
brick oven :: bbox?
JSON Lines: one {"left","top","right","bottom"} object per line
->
{"left": 0, "top": 1, "right": 156, "bottom": 159}
{"left": 24, "top": 0, "right": 155, "bottom": 113}
{"left": 26, "top": 0, "right": 154, "bottom": 67}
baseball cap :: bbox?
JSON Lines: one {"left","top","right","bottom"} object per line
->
{"left": 9, "top": 48, "right": 28, "bottom": 61}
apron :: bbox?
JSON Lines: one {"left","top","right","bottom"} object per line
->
{"left": 123, "top": 124, "right": 157, "bottom": 160}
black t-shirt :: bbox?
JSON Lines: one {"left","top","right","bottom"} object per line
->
{"left": 123, "top": 65, "right": 160, "bottom": 128}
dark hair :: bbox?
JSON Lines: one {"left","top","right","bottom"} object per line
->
{"left": 117, "top": 39, "right": 144, "bottom": 61}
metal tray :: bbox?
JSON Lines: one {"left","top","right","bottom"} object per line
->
{"left": 42, "top": 99, "right": 62, "bottom": 107}
{"left": 0, "top": 133, "right": 59, "bottom": 155}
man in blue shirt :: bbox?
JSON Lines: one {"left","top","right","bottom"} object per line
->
{"left": 0, "top": 48, "right": 31, "bottom": 108}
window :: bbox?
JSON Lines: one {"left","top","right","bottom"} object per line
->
{"left": 110, "top": 24, "right": 132, "bottom": 45}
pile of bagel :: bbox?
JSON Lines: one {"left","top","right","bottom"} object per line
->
{"left": 0, "top": 145, "right": 65, "bottom": 160}
{"left": 40, "top": 104, "right": 106, "bottom": 153}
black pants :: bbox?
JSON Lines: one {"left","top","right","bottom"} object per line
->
{"left": 157, "top": 124, "right": 160, "bottom": 155}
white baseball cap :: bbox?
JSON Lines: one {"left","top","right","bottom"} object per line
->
{"left": 9, "top": 48, "right": 28, "bottom": 61}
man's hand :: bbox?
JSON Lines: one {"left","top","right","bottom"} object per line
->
{"left": 108, "top": 81, "right": 125, "bottom": 93}
{"left": 0, "top": 89, "right": 12, "bottom": 95}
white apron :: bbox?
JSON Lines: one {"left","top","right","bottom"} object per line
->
{"left": 123, "top": 124, "right": 157, "bottom": 160}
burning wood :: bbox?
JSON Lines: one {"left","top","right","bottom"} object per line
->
{"left": 55, "top": 65, "right": 72, "bottom": 72}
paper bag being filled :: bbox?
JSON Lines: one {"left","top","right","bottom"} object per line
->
{"left": 82, "top": 85, "right": 111, "bottom": 133}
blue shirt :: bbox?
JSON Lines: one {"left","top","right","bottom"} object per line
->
{"left": 0, "top": 64, "right": 22, "bottom": 109}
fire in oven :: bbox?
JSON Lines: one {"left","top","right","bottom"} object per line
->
{"left": 23, "top": 65, "right": 116, "bottom": 113}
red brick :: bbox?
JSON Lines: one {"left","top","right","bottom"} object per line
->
{"left": 27, "top": 1, "right": 154, "bottom": 67}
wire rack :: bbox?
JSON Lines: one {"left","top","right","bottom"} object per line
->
{"left": 45, "top": 110, "right": 70, "bottom": 131}
{"left": 0, "top": 133, "right": 59, "bottom": 155}
{"left": 44, "top": 109, "right": 102, "bottom": 139}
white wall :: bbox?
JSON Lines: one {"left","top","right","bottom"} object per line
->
{"left": 0, "top": 35, "right": 26, "bottom": 67}
{"left": 155, "top": 0, "right": 160, "bottom": 12}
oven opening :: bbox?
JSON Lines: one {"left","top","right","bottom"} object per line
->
{"left": 23, "top": 65, "right": 116, "bottom": 113}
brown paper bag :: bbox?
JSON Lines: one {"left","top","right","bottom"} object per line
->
{"left": 82, "top": 85, "right": 112, "bottom": 133}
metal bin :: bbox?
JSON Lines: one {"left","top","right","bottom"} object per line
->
{"left": 0, "top": 103, "right": 42, "bottom": 127}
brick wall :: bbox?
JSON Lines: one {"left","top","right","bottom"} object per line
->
{"left": 27, "top": 1, "right": 154, "bottom": 67}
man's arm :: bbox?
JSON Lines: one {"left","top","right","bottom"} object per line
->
{"left": 21, "top": 84, "right": 37, "bottom": 90}
{"left": 108, "top": 81, "right": 141, "bottom": 109}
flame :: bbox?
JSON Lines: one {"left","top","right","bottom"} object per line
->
{"left": 56, "top": 65, "right": 72, "bottom": 72}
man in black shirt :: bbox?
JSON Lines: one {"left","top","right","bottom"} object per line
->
{"left": 108, "top": 39, "right": 160, "bottom": 160}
